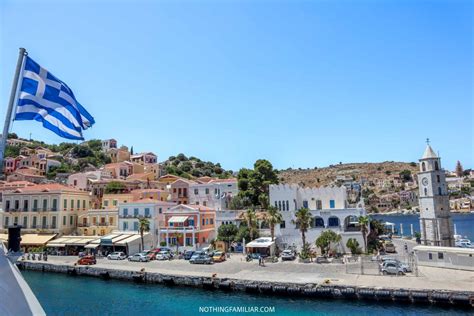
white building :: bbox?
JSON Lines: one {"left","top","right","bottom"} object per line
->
{"left": 417, "top": 143, "right": 454, "bottom": 247}
{"left": 67, "top": 170, "right": 112, "bottom": 191}
{"left": 101, "top": 139, "right": 117, "bottom": 152}
{"left": 189, "top": 178, "right": 238, "bottom": 211}
{"left": 117, "top": 199, "right": 176, "bottom": 247}
{"left": 269, "top": 184, "right": 366, "bottom": 251}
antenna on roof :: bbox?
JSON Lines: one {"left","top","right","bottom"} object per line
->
{"left": 426, "top": 138, "right": 430, "bottom": 145}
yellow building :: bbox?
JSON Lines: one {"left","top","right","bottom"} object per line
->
{"left": 0, "top": 183, "right": 90, "bottom": 235}
{"left": 101, "top": 193, "right": 134, "bottom": 209}
{"left": 77, "top": 209, "right": 118, "bottom": 236}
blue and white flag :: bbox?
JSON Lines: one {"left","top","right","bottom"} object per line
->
{"left": 14, "top": 56, "right": 95, "bottom": 140}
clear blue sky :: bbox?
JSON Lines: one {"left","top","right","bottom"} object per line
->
{"left": 1, "top": 0, "right": 472, "bottom": 172}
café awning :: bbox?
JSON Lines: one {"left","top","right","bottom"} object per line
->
{"left": 168, "top": 216, "right": 189, "bottom": 223}
{"left": 20, "top": 234, "right": 56, "bottom": 246}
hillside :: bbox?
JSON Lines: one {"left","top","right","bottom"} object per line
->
{"left": 162, "top": 153, "right": 233, "bottom": 179}
{"left": 278, "top": 161, "right": 419, "bottom": 190}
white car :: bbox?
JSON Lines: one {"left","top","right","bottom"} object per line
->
{"left": 128, "top": 253, "right": 149, "bottom": 262}
{"left": 107, "top": 252, "right": 127, "bottom": 260}
{"left": 155, "top": 251, "right": 171, "bottom": 260}
{"left": 281, "top": 249, "right": 296, "bottom": 261}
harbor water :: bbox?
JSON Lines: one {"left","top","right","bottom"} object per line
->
{"left": 22, "top": 270, "right": 470, "bottom": 316}
{"left": 371, "top": 213, "right": 474, "bottom": 240}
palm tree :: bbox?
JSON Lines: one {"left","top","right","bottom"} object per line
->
{"left": 265, "top": 206, "right": 283, "bottom": 241}
{"left": 243, "top": 208, "right": 258, "bottom": 241}
{"left": 173, "top": 232, "right": 183, "bottom": 254}
{"left": 358, "top": 215, "right": 370, "bottom": 253}
{"left": 292, "top": 207, "right": 312, "bottom": 247}
{"left": 138, "top": 218, "right": 150, "bottom": 252}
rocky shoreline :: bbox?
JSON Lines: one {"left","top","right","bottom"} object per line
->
{"left": 18, "top": 261, "right": 474, "bottom": 308}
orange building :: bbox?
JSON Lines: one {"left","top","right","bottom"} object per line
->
{"left": 159, "top": 204, "right": 216, "bottom": 249}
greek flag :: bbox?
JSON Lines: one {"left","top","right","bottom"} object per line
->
{"left": 14, "top": 56, "right": 95, "bottom": 140}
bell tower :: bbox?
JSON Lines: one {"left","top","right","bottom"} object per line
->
{"left": 417, "top": 139, "right": 454, "bottom": 247}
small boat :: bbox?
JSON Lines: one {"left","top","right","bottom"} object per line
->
{"left": 454, "top": 235, "right": 474, "bottom": 248}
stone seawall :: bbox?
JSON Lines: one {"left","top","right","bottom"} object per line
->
{"left": 18, "top": 261, "right": 474, "bottom": 308}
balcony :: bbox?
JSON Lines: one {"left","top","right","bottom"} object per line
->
{"left": 77, "top": 223, "right": 90, "bottom": 227}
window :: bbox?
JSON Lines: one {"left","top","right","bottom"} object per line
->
{"left": 33, "top": 217, "right": 37, "bottom": 227}
{"left": 4, "top": 217, "right": 9, "bottom": 226}
{"left": 113, "top": 200, "right": 118, "bottom": 206}
{"left": 133, "top": 222, "right": 138, "bottom": 231}
{"left": 188, "top": 218, "right": 194, "bottom": 226}
{"left": 70, "top": 216, "right": 73, "bottom": 225}
{"left": 282, "top": 201, "right": 286, "bottom": 211}
{"left": 278, "top": 201, "right": 282, "bottom": 211}
{"left": 210, "top": 218, "right": 214, "bottom": 225}
{"left": 194, "top": 189, "right": 198, "bottom": 195}
{"left": 159, "top": 208, "right": 162, "bottom": 214}
{"left": 205, "top": 188, "right": 209, "bottom": 194}
{"left": 104, "top": 200, "right": 109, "bottom": 207}
{"left": 123, "top": 208, "right": 128, "bottom": 216}
{"left": 5, "top": 201, "right": 10, "bottom": 211}
{"left": 77, "top": 200, "right": 80, "bottom": 209}
{"left": 203, "top": 201, "right": 207, "bottom": 206}
{"left": 134, "top": 208, "right": 139, "bottom": 216}
{"left": 329, "top": 200, "right": 335, "bottom": 209}
{"left": 178, "top": 188, "right": 182, "bottom": 195}
{"left": 206, "top": 218, "right": 209, "bottom": 225}
{"left": 63, "top": 199, "right": 67, "bottom": 209}
{"left": 52, "top": 199, "right": 57, "bottom": 211}
{"left": 63, "top": 216, "right": 66, "bottom": 226}
{"left": 438, "top": 187, "right": 442, "bottom": 195}
{"left": 424, "top": 188, "right": 428, "bottom": 196}
{"left": 70, "top": 199, "right": 74, "bottom": 209}
{"left": 14, "top": 200, "right": 19, "bottom": 210}
{"left": 422, "top": 162, "right": 426, "bottom": 172}
{"left": 280, "top": 221, "right": 286, "bottom": 229}
{"left": 202, "top": 219, "right": 205, "bottom": 226}
{"left": 316, "top": 200, "right": 322, "bottom": 210}
{"left": 52, "top": 216, "right": 57, "bottom": 228}
{"left": 286, "top": 200, "right": 289, "bottom": 211}
{"left": 110, "top": 218, "right": 113, "bottom": 225}
{"left": 83, "top": 200, "right": 86, "bottom": 209}
{"left": 144, "top": 208, "right": 150, "bottom": 217}
{"left": 123, "top": 222, "right": 128, "bottom": 230}
{"left": 23, "top": 217, "right": 27, "bottom": 227}
{"left": 302, "top": 200, "right": 308, "bottom": 208}
{"left": 436, "top": 175, "right": 440, "bottom": 183}
{"left": 428, "top": 253, "right": 433, "bottom": 260}
{"left": 435, "top": 161, "right": 439, "bottom": 171}
{"left": 42, "top": 199, "right": 47, "bottom": 211}
{"left": 23, "top": 200, "right": 28, "bottom": 211}
{"left": 438, "top": 252, "right": 444, "bottom": 259}
{"left": 173, "top": 188, "right": 176, "bottom": 193}
{"left": 274, "top": 201, "right": 277, "bottom": 208}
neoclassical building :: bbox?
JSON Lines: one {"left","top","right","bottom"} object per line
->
{"left": 269, "top": 184, "right": 366, "bottom": 250}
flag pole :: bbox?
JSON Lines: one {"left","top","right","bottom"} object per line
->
{"left": 0, "top": 47, "right": 27, "bottom": 176}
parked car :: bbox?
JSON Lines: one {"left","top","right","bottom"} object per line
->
{"left": 77, "top": 255, "right": 96, "bottom": 265}
{"left": 212, "top": 251, "right": 226, "bottom": 262}
{"left": 380, "top": 261, "right": 405, "bottom": 275}
{"left": 155, "top": 251, "right": 171, "bottom": 261}
{"left": 190, "top": 253, "right": 213, "bottom": 264}
{"left": 143, "top": 249, "right": 159, "bottom": 260}
{"left": 281, "top": 249, "right": 296, "bottom": 261}
{"left": 184, "top": 250, "right": 195, "bottom": 260}
{"left": 380, "top": 259, "right": 412, "bottom": 273}
{"left": 128, "top": 253, "right": 150, "bottom": 262}
{"left": 384, "top": 243, "right": 396, "bottom": 253}
{"left": 107, "top": 252, "right": 127, "bottom": 260}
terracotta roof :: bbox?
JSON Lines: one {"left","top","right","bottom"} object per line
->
{"left": 126, "top": 172, "right": 154, "bottom": 180}
{"left": 7, "top": 183, "right": 86, "bottom": 194}
{"left": 209, "top": 178, "right": 237, "bottom": 184}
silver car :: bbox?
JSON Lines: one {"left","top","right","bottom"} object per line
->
{"left": 128, "top": 253, "right": 149, "bottom": 262}
{"left": 281, "top": 249, "right": 296, "bottom": 261}
{"left": 107, "top": 252, "right": 127, "bottom": 260}
{"left": 380, "top": 261, "right": 405, "bottom": 275}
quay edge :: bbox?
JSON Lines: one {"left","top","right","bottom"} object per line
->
{"left": 18, "top": 261, "right": 474, "bottom": 308}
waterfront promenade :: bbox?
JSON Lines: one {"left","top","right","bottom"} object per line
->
{"left": 22, "top": 253, "right": 474, "bottom": 293}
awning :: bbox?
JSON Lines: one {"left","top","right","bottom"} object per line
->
{"left": 246, "top": 238, "right": 275, "bottom": 248}
{"left": 168, "top": 216, "right": 189, "bottom": 223}
{"left": 115, "top": 234, "right": 142, "bottom": 246}
{"left": 0, "top": 234, "right": 7, "bottom": 242}
{"left": 84, "top": 244, "right": 99, "bottom": 249}
{"left": 20, "top": 234, "right": 56, "bottom": 246}
{"left": 46, "top": 243, "right": 65, "bottom": 248}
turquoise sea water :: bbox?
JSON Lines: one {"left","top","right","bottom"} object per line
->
{"left": 371, "top": 213, "right": 474, "bottom": 240}
{"left": 22, "top": 270, "right": 470, "bottom": 316}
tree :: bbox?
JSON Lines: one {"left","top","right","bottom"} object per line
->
{"left": 237, "top": 159, "right": 279, "bottom": 208}
{"left": 217, "top": 224, "right": 239, "bottom": 247}
{"left": 138, "top": 218, "right": 150, "bottom": 252}
{"left": 346, "top": 238, "right": 361, "bottom": 255}
{"left": 315, "top": 230, "right": 341, "bottom": 255}
{"left": 358, "top": 216, "right": 370, "bottom": 253}
{"left": 292, "top": 207, "right": 312, "bottom": 247}
{"left": 264, "top": 206, "right": 283, "bottom": 241}
{"left": 242, "top": 209, "right": 258, "bottom": 241}
{"left": 130, "top": 146, "right": 134, "bottom": 155}
{"left": 399, "top": 170, "right": 412, "bottom": 182}
{"left": 105, "top": 181, "right": 126, "bottom": 194}
{"left": 455, "top": 161, "right": 464, "bottom": 177}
